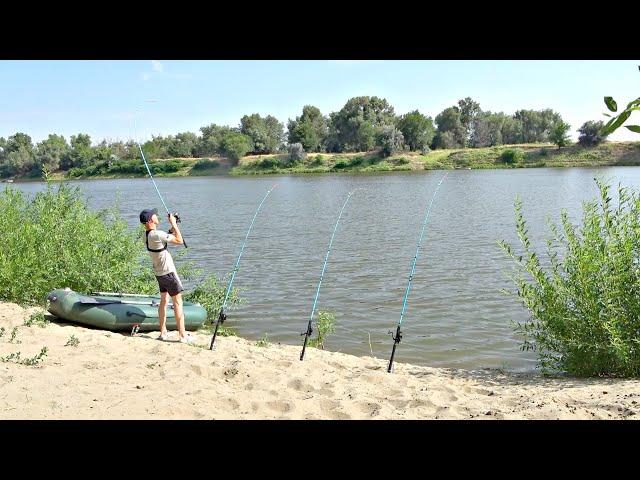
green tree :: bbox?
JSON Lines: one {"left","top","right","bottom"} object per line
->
{"left": 328, "top": 96, "right": 396, "bottom": 152}
{"left": 397, "top": 110, "right": 435, "bottom": 151}
{"left": 457, "top": 97, "right": 481, "bottom": 146}
{"left": 167, "top": 132, "right": 198, "bottom": 157}
{"left": 240, "top": 114, "right": 284, "bottom": 154}
{"left": 62, "top": 133, "right": 93, "bottom": 169}
{"left": 287, "top": 105, "right": 328, "bottom": 152}
{"left": 434, "top": 107, "right": 465, "bottom": 148}
{"left": 513, "top": 109, "right": 563, "bottom": 143}
{"left": 141, "top": 135, "right": 171, "bottom": 160}
{"left": 432, "top": 130, "right": 458, "bottom": 149}
{"left": 549, "top": 121, "right": 571, "bottom": 149}
{"left": 578, "top": 121, "right": 608, "bottom": 146}
{"left": 501, "top": 115, "right": 522, "bottom": 144}
{"left": 35, "top": 134, "right": 69, "bottom": 173}
{"left": 220, "top": 132, "right": 252, "bottom": 164}
{"left": 196, "top": 124, "right": 234, "bottom": 156}
{"left": 379, "top": 125, "right": 405, "bottom": 157}
{"left": 1, "top": 133, "right": 36, "bottom": 176}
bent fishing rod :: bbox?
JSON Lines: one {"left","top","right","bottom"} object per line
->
{"left": 134, "top": 107, "right": 187, "bottom": 248}
{"left": 300, "top": 190, "right": 354, "bottom": 361}
{"left": 387, "top": 173, "right": 448, "bottom": 373}
{"left": 209, "top": 184, "right": 277, "bottom": 350}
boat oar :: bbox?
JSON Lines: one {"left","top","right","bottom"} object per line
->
{"left": 387, "top": 173, "right": 447, "bottom": 373}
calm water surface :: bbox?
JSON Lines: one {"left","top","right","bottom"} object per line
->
{"left": 11, "top": 167, "right": 640, "bottom": 371}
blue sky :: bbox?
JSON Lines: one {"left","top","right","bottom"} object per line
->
{"left": 1, "top": 60, "right": 638, "bottom": 144}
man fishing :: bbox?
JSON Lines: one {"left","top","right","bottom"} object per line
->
{"left": 139, "top": 208, "right": 194, "bottom": 344}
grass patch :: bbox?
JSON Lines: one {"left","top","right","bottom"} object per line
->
{"left": 256, "top": 333, "right": 269, "bottom": 347}
{"left": 0, "top": 347, "right": 48, "bottom": 366}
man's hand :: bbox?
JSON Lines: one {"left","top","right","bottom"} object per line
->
{"left": 168, "top": 213, "right": 178, "bottom": 228}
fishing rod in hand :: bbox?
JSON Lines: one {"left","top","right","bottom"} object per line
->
{"left": 300, "top": 190, "right": 355, "bottom": 361}
{"left": 209, "top": 184, "right": 278, "bottom": 350}
{"left": 134, "top": 102, "right": 188, "bottom": 248}
{"left": 387, "top": 173, "right": 448, "bottom": 373}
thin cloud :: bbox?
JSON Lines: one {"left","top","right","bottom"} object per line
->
{"left": 141, "top": 61, "right": 191, "bottom": 81}
{"left": 152, "top": 60, "right": 164, "bottom": 72}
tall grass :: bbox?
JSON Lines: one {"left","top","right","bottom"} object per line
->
{"left": 500, "top": 179, "right": 640, "bottom": 377}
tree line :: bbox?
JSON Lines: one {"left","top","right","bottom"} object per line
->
{"left": 0, "top": 96, "right": 611, "bottom": 178}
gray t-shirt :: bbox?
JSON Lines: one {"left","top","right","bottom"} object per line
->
{"left": 145, "top": 229, "right": 177, "bottom": 277}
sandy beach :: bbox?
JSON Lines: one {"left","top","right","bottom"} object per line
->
{"left": 1, "top": 301, "right": 638, "bottom": 420}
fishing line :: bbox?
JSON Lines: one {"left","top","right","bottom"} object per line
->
{"left": 387, "top": 173, "right": 448, "bottom": 373}
{"left": 133, "top": 102, "right": 187, "bottom": 248}
{"left": 300, "top": 190, "right": 355, "bottom": 361}
{"left": 209, "top": 184, "right": 278, "bottom": 350}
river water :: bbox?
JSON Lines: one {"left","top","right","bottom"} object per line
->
{"left": 11, "top": 167, "right": 640, "bottom": 371}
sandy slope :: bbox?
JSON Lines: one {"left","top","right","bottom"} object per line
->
{"left": 1, "top": 302, "right": 638, "bottom": 420}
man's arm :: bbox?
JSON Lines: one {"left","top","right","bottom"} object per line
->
{"left": 168, "top": 214, "right": 184, "bottom": 245}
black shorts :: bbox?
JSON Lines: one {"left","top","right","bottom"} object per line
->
{"left": 155, "top": 272, "right": 184, "bottom": 297}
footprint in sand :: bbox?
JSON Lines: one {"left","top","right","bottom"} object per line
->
{"left": 407, "top": 398, "right": 433, "bottom": 409}
{"left": 287, "top": 378, "right": 313, "bottom": 392}
{"left": 266, "top": 400, "right": 293, "bottom": 413}
{"left": 225, "top": 397, "right": 240, "bottom": 410}
{"left": 356, "top": 401, "right": 382, "bottom": 417}
{"left": 317, "top": 398, "right": 351, "bottom": 419}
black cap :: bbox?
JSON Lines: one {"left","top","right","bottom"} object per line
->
{"left": 139, "top": 208, "right": 158, "bottom": 224}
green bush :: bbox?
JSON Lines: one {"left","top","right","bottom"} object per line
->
{"left": 258, "top": 157, "right": 280, "bottom": 169}
{"left": 192, "top": 159, "right": 220, "bottom": 171}
{"left": 332, "top": 160, "right": 349, "bottom": 170}
{"left": 308, "top": 155, "right": 324, "bottom": 167}
{"left": 0, "top": 183, "right": 157, "bottom": 305}
{"left": 183, "top": 274, "right": 242, "bottom": 326}
{"left": 392, "top": 157, "right": 410, "bottom": 165}
{"left": 500, "top": 179, "right": 640, "bottom": 377}
{"left": 308, "top": 311, "right": 336, "bottom": 349}
{"left": 0, "top": 182, "right": 237, "bottom": 310}
{"left": 499, "top": 149, "right": 525, "bottom": 165}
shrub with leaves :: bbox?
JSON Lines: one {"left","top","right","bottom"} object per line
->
{"left": 578, "top": 121, "right": 608, "bottom": 147}
{"left": 24, "top": 310, "right": 49, "bottom": 328}
{"left": 183, "top": 274, "right": 242, "bottom": 328}
{"left": 288, "top": 143, "right": 307, "bottom": 163}
{"left": 256, "top": 333, "right": 269, "bottom": 347}
{"left": 308, "top": 310, "right": 336, "bottom": 349}
{"left": 500, "top": 179, "right": 640, "bottom": 376}
{"left": 0, "top": 183, "right": 158, "bottom": 305}
{"left": 499, "top": 149, "right": 524, "bottom": 165}
{"left": 0, "top": 182, "right": 238, "bottom": 316}
{"left": 602, "top": 74, "right": 640, "bottom": 136}
{"left": 379, "top": 126, "right": 405, "bottom": 158}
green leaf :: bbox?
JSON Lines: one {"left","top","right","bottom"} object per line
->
{"left": 602, "top": 110, "right": 632, "bottom": 135}
{"left": 625, "top": 125, "right": 640, "bottom": 133}
{"left": 604, "top": 97, "right": 618, "bottom": 112}
{"left": 603, "top": 113, "right": 611, "bottom": 118}
{"left": 626, "top": 97, "right": 640, "bottom": 109}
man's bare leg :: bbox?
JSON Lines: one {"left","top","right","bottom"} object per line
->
{"left": 173, "top": 293, "right": 187, "bottom": 339}
{"left": 158, "top": 291, "right": 170, "bottom": 337}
